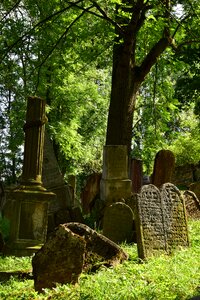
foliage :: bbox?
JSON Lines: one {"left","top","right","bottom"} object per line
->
{"left": 0, "top": 219, "right": 199, "bottom": 299}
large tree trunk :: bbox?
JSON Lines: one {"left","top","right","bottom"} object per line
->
{"left": 105, "top": 0, "right": 172, "bottom": 158}
{"left": 106, "top": 42, "right": 140, "bottom": 154}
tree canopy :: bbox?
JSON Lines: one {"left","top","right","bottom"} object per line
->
{"left": 0, "top": 0, "right": 199, "bottom": 183}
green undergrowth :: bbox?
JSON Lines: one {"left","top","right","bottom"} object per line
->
{"left": 0, "top": 220, "right": 199, "bottom": 300}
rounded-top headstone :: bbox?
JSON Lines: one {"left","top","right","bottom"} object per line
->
{"left": 103, "top": 202, "right": 134, "bottom": 244}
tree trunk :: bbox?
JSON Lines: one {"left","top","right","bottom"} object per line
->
{"left": 106, "top": 42, "right": 140, "bottom": 154}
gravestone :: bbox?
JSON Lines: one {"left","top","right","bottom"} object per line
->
{"left": 152, "top": 150, "right": 175, "bottom": 187}
{"left": 32, "top": 223, "right": 128, "bottom": 292}
{"left": 130, "top": 159, "right": 143, "bottom": 193}
{"left": 183, "top": 190, "right": 200, "bottom": 219}
{"left": 135, "top": 185, "right": 166, "bottom": 258}
{"left": 189, "top": 182, "right": 200, "bottom": 201}
{"left": 81, "top": 172, "right": 101, "bottom": 214}
{"left": 103, "top": 202, "right": 134, "bottom": 244}
{"left": 100, "top": 145, "right": 132, "bottom": 206}
{"left": 135, "top": 183, "right": 189, "bottom": 259}
{"left": 160, "top": 183, "right": 189, "bottom": 252}
{"left": 42, "top": 133, "right": 74, "bottom": 230}
{"left": 5, "top": 97, "right": 56, "bottom": 256}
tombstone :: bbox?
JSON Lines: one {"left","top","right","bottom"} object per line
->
{"left": 189, "top": 182, "right": 200, "bottom": 201}
{"left": 134, "top": 183, "right": 189, "bottom": 259}
{"left": 135, "top": 185, "right": 166, "bottom": 259}
{"left": 100, "top": 145, "right": 132, "bottom": 206}
{"left": 130, "top": 159, "right": 143, "bottom": 193}
{"left": 160, "top": 183, "right": 189, "bottom": 251}
{"left": 183, "top": 190, "right": 200, "bottom": 219}
{"left": 32, "top": 223, "right": 128, "bottom": 292}
{"left": 42, "top": 133, "right": 74, "bottom": 230}
{"left": 5, "top": 97, "right": 56, "bottom": 256}
{"left": 103, "top": 202, "right": 134, "bottom": 244}
{"left": 151, "top": 150, "right": 175, "bottom": 187}
{"left": 81, "top": 172, "right": 101, "bottom": 214}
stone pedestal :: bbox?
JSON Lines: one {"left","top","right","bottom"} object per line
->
{"left": 5, "top": 97, "right": 56, "bottom": 256}
{"left": 100, "top": 145, "right": 132, "bottom": 206}
{"left": 6, "top": 189, "right": 55, "bottom": 256}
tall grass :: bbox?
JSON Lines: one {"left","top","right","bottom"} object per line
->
{"left": 0, "top": 219, "right": 199, "bottom": 300}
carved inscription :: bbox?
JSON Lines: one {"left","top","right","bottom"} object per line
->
{"left": 135, "top": 183, "right": 189, "bottom": 259}
{"left": 160, "top": 183, "right": 189, "bottom": 251}
{"left": 135, "top": 185, "right": 166, "bottom": 258}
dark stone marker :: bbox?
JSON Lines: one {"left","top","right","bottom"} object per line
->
{"left": 160, "top": 183, "right": 189, "bottom": 251}
{"left": 135, "top": 183, "right": 189, "bottom": 259}
{"left": 189, "top": 182, "right": 200, "bottom": 201}
{"left": 135, "top": 185, "right": 166, "bottom": 259}
{"left": 103, "top": 202, "right": 134, "bottom": 244}
{"left": 32, "top": 225, "right": 86, "bottom": 292}
{"left": 32, "top": 223, "right": 128, "bottom": 292}
{"left": 152, "top": 150, "right": 175, "bottom": 187}
{"left": 183, "top": 190, "right": 200, "bottom": 219}
{"left": 130, "top": 159, "right": 143, "bottom": 193}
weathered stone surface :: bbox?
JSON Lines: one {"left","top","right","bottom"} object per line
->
{"left": 66, "top": 223, "right": 128, "bottom": 271}
{"left": 160, "top": 183, "right": 189, "bottom": 251}
{"left": 130, "top": 159, "right": 143, "bottom": 193}
{"left": 152, "top": 150, "right": 175, "bottom": 187}
{"left": 183, "top": 190, "right": 200, "bottom": 219}
{"left": 32, "top": 224, "right": 86, "bottom": 292}
{"left": 189, "top": 182, "right": 200, "bottom": 201}
{"left": 32, "top": 223, "right": 128, "bottom": 292}
{"left": 100, "top": 145, "right": 132, "bottom": 206}
{"left": 135, "top": 185, "right": 166, "bottom": 259}
{"left": 135, "top": 183, "right": 189, "bottom": 259}
{"left": 4, "top": 97, "right": 56, "bottom": 256}
{"left": 81, "top": 173, "right": 101, "bottom": 214}
{"left": 103, "top": 202, "right": 134, "bottom": 244}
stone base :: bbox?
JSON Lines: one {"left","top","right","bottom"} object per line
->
{"left": 5, "top": 187, "right": 56, "bottom": 256}
{"left": 100, "top": 178, "right": 132, "bottom": 206}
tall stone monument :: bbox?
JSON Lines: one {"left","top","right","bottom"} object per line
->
{"left": 6, "top": 97, "right": 55, "bottom": 256}
{"left": 100, "top": 145, "right": 132, "bottom": 206}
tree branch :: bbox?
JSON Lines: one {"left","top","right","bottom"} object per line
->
{"left": 34, "top": 5, "right": 94, "bottom": 93}
{"left": 0, "top": 0, "right": 83, "bottom": 62}
{"left": 137, "top": 36, "right": 172, "bottom": 82}
{"left": 0, "top": 0, "right": 22, "bottom": 23}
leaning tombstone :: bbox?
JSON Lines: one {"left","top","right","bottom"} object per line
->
{"left": 103, "top": 202, "right": 134, "bottom": 244}
{"left": 160, "top": 183, "right": 189, "bottom": 252}
{"left": 183, "top": 190, "right": 200, "bottom": 219}
{"left": 152, "top": 149, "right": 175, "bottom": 187}
{"left": 134, "top": 185, "right": 166, "bottom": 259}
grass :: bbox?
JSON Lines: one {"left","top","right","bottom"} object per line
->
{"left": 0, "top": 219, "right": 199, "bottom": 300}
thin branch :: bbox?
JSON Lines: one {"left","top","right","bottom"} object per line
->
{"left": 0, "top": 0, "right": 22, "bottom": 23}
{"left": 34, "top": 6, "right": 94, "bottom": 93}
{"left": 0, "top": 0, "right": 83, "bottom": 62}
{"left": 89, "top": 1, "right": 123, "bottom": 35}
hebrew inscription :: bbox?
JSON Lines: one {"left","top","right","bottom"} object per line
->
{"left": 135, "top": 183, "right": 189, "bottom": 259}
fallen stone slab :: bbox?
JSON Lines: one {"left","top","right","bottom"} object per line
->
{"left": 32, "top": 223, "right": 128, "bottom": 292}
